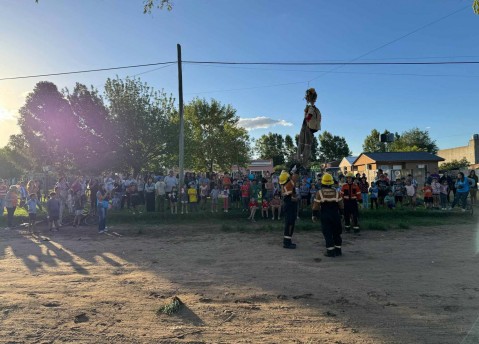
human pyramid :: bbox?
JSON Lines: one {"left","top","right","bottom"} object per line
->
{"left": 279, "top": 88, "right": 357, "bottom": 257}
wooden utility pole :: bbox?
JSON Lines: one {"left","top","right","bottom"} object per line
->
{"left": 177, "top": 44, "right": 185, "bottom": 187}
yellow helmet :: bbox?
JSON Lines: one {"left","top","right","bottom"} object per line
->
{"left": 321, "top": 173, "right": 334, "bottom": 185}
{"left": 346, "top": 172, "right": 355, "bottom": 178}
{"left": 279, "top": 170, "right": 290, "bottom": 185}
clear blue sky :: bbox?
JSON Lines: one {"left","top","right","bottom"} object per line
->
{"left": 0, "top": 0, "right": 478, "bottom": 155}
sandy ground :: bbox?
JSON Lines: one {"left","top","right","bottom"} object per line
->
{"left": 0, "top": 220, "right": 479, "bottom": 344}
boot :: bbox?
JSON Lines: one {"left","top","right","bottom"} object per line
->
{"left": 334, "top": 246, "right": 342, "bottom": 256}
{"left": 345, "top": 225, "right": 351, "bottom": 233}
{"left": 283, "top": 238, "right": 297, "bottom": 249}
{"left": 353, "top": 226, "right": 360, "bottom": 235}
{"left": 324, "top": 248, "right": 336, "bottom": 257}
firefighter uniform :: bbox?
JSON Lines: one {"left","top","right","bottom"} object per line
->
{"left": 340, "top": 174, "right": 361, "bottom": 234}
{"left": 312, "top": 174, "right": 344, "bottom": 257}
{"left": 279, "top": 170, "right": 299, "bottom": 249}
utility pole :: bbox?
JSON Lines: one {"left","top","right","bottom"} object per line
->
{"left": 177, "top": 44, "right": 185, "bottom": 187}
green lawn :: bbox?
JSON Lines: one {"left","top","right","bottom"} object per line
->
{"left": 2, "top": 202, "right": 474, "bottom": 234}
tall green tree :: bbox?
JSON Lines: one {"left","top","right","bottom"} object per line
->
{"left": 439, "top": 157, "right": 470, "bottom": 171}
{"left": 284, "top": 134, "right": 296, "bottom": 162}
{"left": 17, "top": 81, "right": 79, "bottom": 171}
{"left": 0, "top": 147, "right": 23, "bottom": 178}
{"left": 318, "top": 131, "right": 352, "bottom": 163}
{"left": 362, "top": 129, "right": 387, "bottom": 153}
{"left": 104, "top": 77, "right": 175, "bottom": 175}
{"left": 390, "top": 128, "right": 438, "bottom": 153}
{"left": 255, "top": 133, "right": 285, "bottom": 166}
{"left": 183, "top": 98, "right": 250, "bottom": 172}
{"left": 65, "top": 83, "right": 118, "bottom": 173}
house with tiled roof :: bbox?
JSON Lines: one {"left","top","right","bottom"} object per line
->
{"left": 352, "top": 152, "right": 445, "bottom": 184}
{"left": 339, "top": 156, "right": 358, "bottom": 174}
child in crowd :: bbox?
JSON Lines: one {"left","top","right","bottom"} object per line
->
{"left": 393, "top": 179, "right": 404, "bottom": 208}
{"left": 66, "top": 189, "right": 74, "bottom": 214}
{"left": 384, "top": 190, "right": 396, "bottom": 210}
{"left": 369, "top": 182, "right": 379, "bottom": 210}
{"left": 199, "top": 182, "right": 209, "bottom": 211}
{"left": 221, "top": 185, "right": 230, "bottom": 213}
{"left": 431, "top": 177, "right": 441, "bottom": 209}
{"left": 169, "top": 186, "right": 178, "bottom": 214}
{"left": 422, "top": 183, "right": 433, "bottom": 209}
{"left": 309, "top": 183, "right": 317, "bottom": 206}
{"left": 248, "top": 197, "right": 258, "bottom": 222}
{"left": 440, "top": 179, "right": 449, "bottom": 210}
{"left": 46, "top": 192, "right": 61, "bottom": 231}
{"left": 404, "top": 180, "right": 416, "bottom": 210}
{"left": 73, "top": 190, "right": 84, "bottom": 227}
{"left": 188, "top": 183, "right": 198, "bottom": 212}
{"left": 270, "top": 193, "right": 281, "bottom": 220}
{"left": 26, "top": 193, "right": 42, "bottom": 231}
{"left": 180, "top": 184, "right": 188, "bottom": 214}
{"left": 240, "top": 180, "right": 250, "bottom": 212}
{"left": 261, "top": 198, "right": 269, "bottom": 218}
{"left": 210, "top": 184, "right": 219, "bottom": 212}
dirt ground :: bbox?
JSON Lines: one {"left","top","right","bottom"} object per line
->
{"left": 0, "top": 220, "right": 479, "bottom": 344}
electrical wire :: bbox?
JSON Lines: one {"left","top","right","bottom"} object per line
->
{"left": 0, "top": 61, "right": 176, "bottom": 81}
{"left": 183, "top": 61, "right": 479, "bottom": 66}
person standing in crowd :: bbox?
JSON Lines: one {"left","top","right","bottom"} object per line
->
{"left": 221, "top": 184, "right": 230, "bottom": 213}
{"left": 46, "top": 192, "right": 61, "bottom": 232}
{"left": 468, "top": 170, "right": 478, "bottom": 206}
{"left": 421, "top": 183, "right": 433, "bottom": 209}
{"left": 450, "top": 172, "right": 470, "bottom": 211}
{"left": 5, "top": 185, "right": 18, "bottom": 229}
{"left": 440, "top": 179, "right": 449, "bottom": 210}
{"left": 169, "top": 186, "right": 178, "bottom": 214}
{"left": 188, "top": 183, "right": 198, "bottom": 212}
{"left": 96, "top": 183, "right": 109, "bottom": 233}
{"left": 369, "top": 181, "right": 379, "bottom": 210}
{"left": 55, "top": 177, "right": 69, "bottom": 226}
{"left": 376, "top": 174, "right": 389, "bottom": 207}
{"left": 136, "top": 175, "right": 145, "bottom": 206}
{"left": 279, "top": 167, "right": 299, "bottom": 249}
{"left": 431, "top": 177, "right": 441, "bottom": 209}
{"left": 404, "top": 179, "right": 416, "bottom": 210}
{"left": 164, "top": 170, "right": 178, "bottom": 198}
{"left": 199, "top": 182, "right": 209, "bottom": 211}
{"left": 89, "top": 179, "right": 99, "bottom": 214}
{"left": 210, "top": 184, "right": 219, "bottom": 213}
{"left": 312, "top": 173, "right": 344, "bottom": 257}
{"left": 144, "top": 177, "right": 156, "bottom": 212}
{"left": 0, "top": 179, "right": 8, "bottom": 216}
{"left": 155, "top": 176, "right": 166, "bottom": 212}
{"left": 341, "top": 172, "right": 361, "bottom": 234}
{"left": 440, "top": 171, "right": 454, "bottom": 202}
{"left": 359, "top": 176, "right": 369, "bottom": 210}
{"left": 180, "top": 184, "right": 189, "bottom": 214}
{"left": 384, "top": 190, "right": 396, "bottom": 210}
{"left": 18, "top": 181, "right": 27, "bottom": 207}
{"left": 26, "top": 193, "right": 42, "bottom": 231}
{"left": 240, "top": 179, "right": 250, "bottom": 212}
{"left": 73, "top": 190, "right": 84, "bottom": 228}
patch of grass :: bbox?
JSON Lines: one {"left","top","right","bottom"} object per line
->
{"left": 397, "top": 222, "right": 411, "bottom": 229}
{"left": 366, "top": 220, "right": 388, "bottom": 231}
{"left": 156, "top": 296, "right": 183, "bottom": 315}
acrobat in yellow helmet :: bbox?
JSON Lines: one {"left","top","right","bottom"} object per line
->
{"left": 279, "top": 170, "right": 290, "bottom": 185}
{"left": 321, "top": 173, "right": 334, "bottom": 186}
{"left": 346, "top": 172, "right": 355, "bottom": 178}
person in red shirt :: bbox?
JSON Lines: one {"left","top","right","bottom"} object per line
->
{"left": 340, "top": 173, "right": 362, "bottom": 234}
{"left": 248, "top": 197, "right": 258, "bottom": 222}
{"left": 261, "top": 199, "right": 269, "bottom": 219}
{"left": 270, "top": 193, "right": 281, "bottom": 220}
{"left": 421, "top": 183, "right": 433, "bottom": 209}
{"left": 240, "top": 180, "right": 250, "bottom": 212}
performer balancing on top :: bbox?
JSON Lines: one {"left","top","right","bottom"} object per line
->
{"left": 297, "top": 88, "right": 321, "bottom": 169}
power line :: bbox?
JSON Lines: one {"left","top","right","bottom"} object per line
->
{"left": 184, "top": 61, "right": 479, "bottom": 66}
{"left": 307, "top": 4, "right": 470, "bottom": 83}
{"left": 0, "top": 61, "right": 176, "bottom": 81}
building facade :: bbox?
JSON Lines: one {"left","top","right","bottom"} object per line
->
{"left": 437, "top": 134, "right": 479, "bottom": 167}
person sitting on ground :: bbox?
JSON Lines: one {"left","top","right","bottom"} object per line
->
{"left": 261, "top": 198, "right": 269, "bottom": 219}
{"left": 384, "top": 190, "right": 396, "bottom": 210}
{"left": 248, "top": 197, "right": 258, "bottom": 222}
{"left": 270, "top": 193, "right": 281, "bottom": 220}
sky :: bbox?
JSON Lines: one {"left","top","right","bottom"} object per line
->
{"left": 0, "top": 0, "right": 478, "bottom": 156}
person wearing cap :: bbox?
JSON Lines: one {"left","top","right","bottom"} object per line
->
{"left": 312, "top": 173, "right": 344, "bottom": 257}
{"left": 5, "top": 185, "right": 18, "bottom": 228}
{"left": 341, "top": 172, "right": 362, "bottom": 234}
{"left": 0, "top": 179, "right": 8, "bottom": 216}
{"left": 297, "top": 88, "right": 321, "bottom": 169}
{"left": 279, "top": 166, "right": 300, "bottom": 249}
